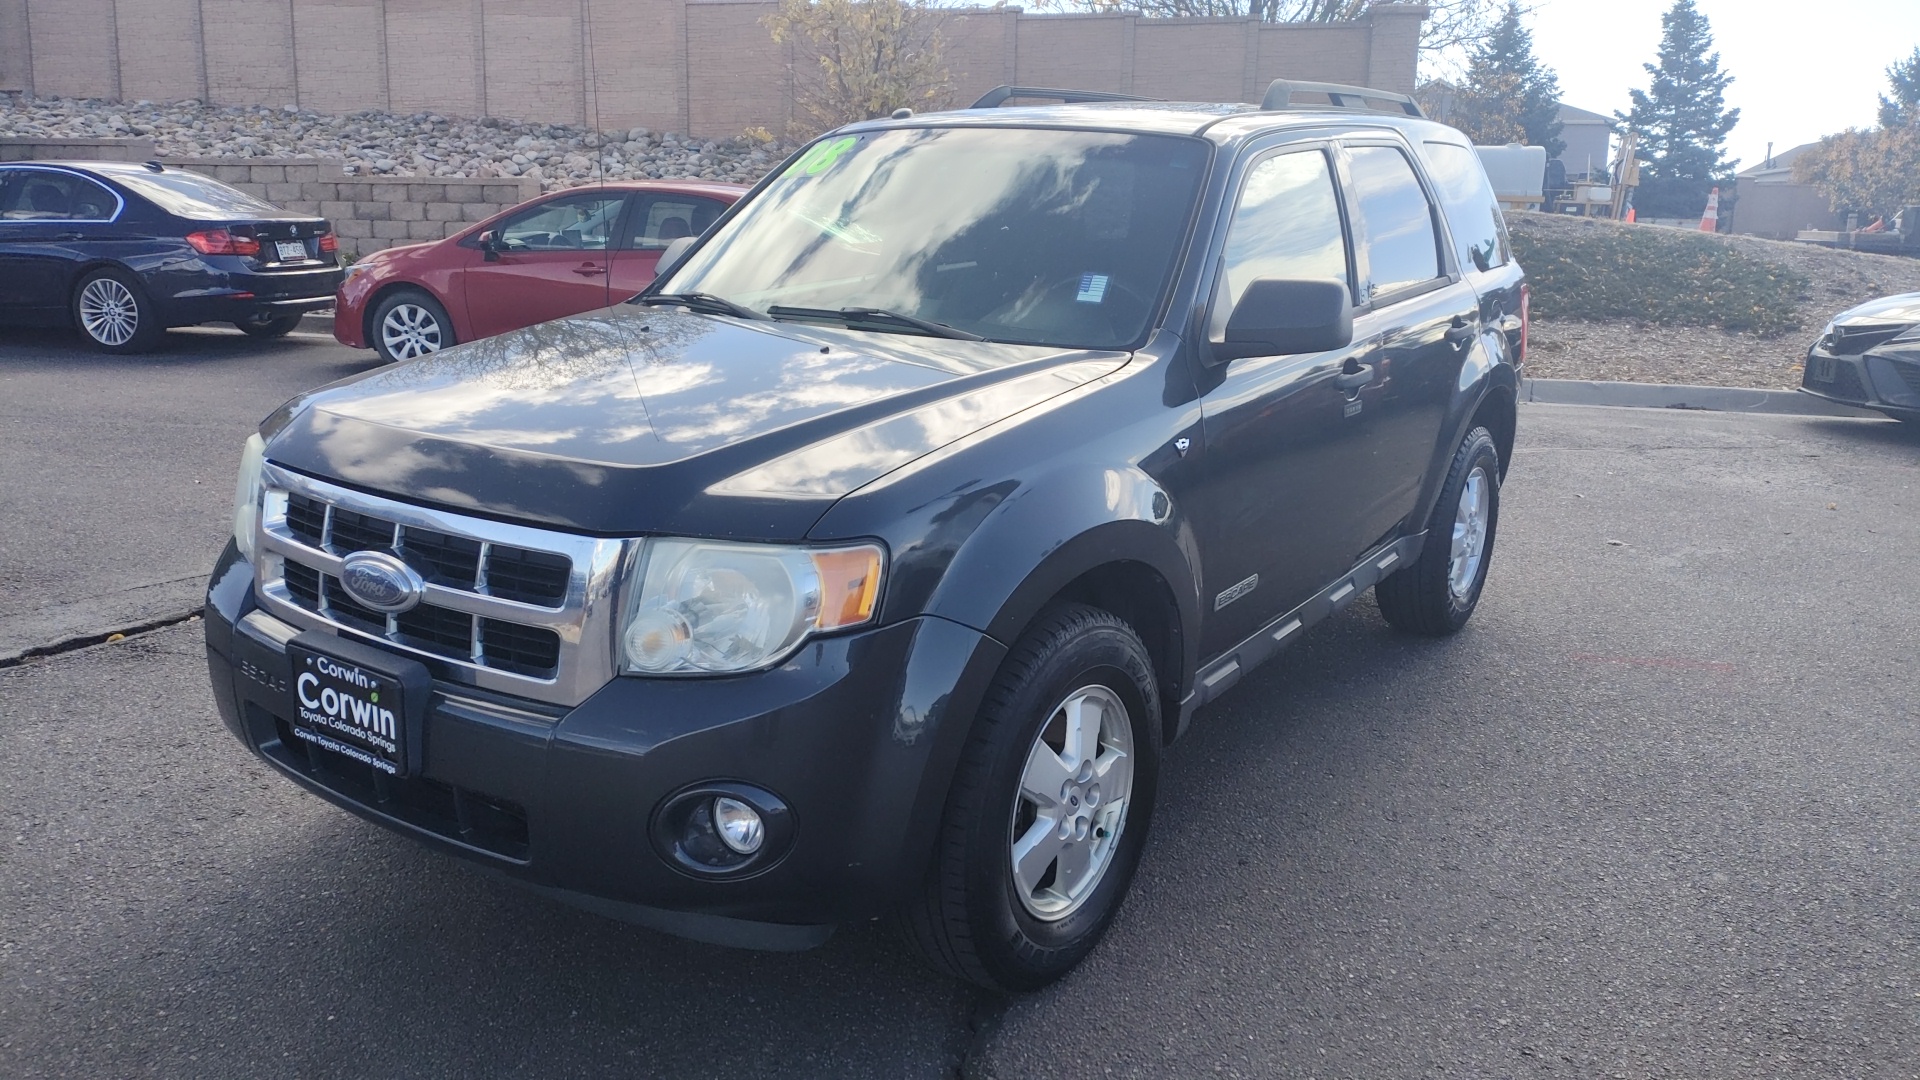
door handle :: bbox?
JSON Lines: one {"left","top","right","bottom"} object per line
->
{"left": 55, "top": 232, "right": 84, "bottom": 241}
{"left": 573, "top": 264, "right": 607, "bottom": 276}
{"left": 1444, "top": 318, "right": 1477, "bottom": 347}
{"left": 1334, "top": 363, "right": 1374, "bottom": 391}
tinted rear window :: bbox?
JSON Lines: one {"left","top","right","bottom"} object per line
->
{"left": 1422, "top": 141, "right": 1511, "bottom": 273}
{"left": 112, "top": 170, "right": 281, "bottom": 218}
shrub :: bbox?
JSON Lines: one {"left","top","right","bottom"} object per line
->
{"left": 1507, "top": 217, "right": 1807, "bottom": 336}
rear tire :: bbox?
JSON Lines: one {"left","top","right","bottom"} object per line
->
{"left": 1376, "top": 425, "right": 1502, "bottom": 636}
{"left": 72, "top": 268, "right": 165, "bottom": 353}
{"left": 236, "top": 314, "right": 303, "bottom": 338}
{"left": 903, "top": 603, "right": 1160, "bottom": 992}
{"left": 371, "top": 289, "right": 455, "bottom": 363}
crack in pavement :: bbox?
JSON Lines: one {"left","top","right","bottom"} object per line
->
{"left": 0, "top": 608, "right": 203, "bottom": 669}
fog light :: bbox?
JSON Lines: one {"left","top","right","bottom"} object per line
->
{"left": 713, "top": 797, "right": 764, "bottom": 855}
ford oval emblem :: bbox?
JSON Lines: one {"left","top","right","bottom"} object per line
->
{"left": 338, "top": 551, "right": 425, "bottom": 613}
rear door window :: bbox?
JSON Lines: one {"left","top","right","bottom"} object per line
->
{"left": 1421, "top": 141, "right": 1511, "bottom": 273}
{"left": 1344, "top": 145, "right": 1443, "bottom": 301}
{"left": 0, "top": 169, "right": 121, "bottom": 221}
{"left": 1214, "top": 148, "right": 1352, "bottom": 331}
{"left": 621, "top": 195, "right": 728, "bottom": 250}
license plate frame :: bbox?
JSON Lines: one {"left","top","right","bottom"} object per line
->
{"left": 286, "top": 631, "right": 431, "bottom": 776}
{"left": 275, "top": 239, "right": 308, "bottom": 262}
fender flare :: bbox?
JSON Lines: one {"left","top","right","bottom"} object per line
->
{"left": 1413, "top": 339, "right": 1520, "bottom": 525}
{"left": 918, "top": 461, "right": 1205, "bottom": 723}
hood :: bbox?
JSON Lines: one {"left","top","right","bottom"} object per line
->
{"left": 1834, "top": 292, "right": 1920, "bottom": 327}
{"left": 263, "top": 306, "right": 1125, "bottom": 538}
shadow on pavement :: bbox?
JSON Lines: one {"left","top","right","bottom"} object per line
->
{"left": 0, "top": 627, "right": 975, "bottom": 1080}
{"left": 2, "top": 325, "right": 381, "bottom": 381}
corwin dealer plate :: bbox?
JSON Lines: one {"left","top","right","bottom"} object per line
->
{"left": 286, "top": 632, "right": 430, "bottom": 776}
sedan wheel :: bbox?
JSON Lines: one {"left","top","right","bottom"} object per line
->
{"left": 380, "top": 302, "right": 446, "bottom": 360}
{"left": 72, "top": 270, "right": 163, "bottom": 353}
{"left": 79, "top": 277, "right": 139, "bottom": 347}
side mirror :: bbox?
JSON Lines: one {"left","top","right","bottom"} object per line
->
{"left": 1212, "top": 278, "right": 1353, "bottom": 362}
{"left": 478, "top": 230, "right": 501, "bottom": 261}
{"left": 655, "top": 235, "right": 696, "bottom": 278}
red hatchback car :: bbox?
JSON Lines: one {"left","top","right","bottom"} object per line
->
{"left": 335, "top": 180, "right": 745, "bottom": 362}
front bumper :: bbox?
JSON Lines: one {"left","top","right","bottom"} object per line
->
{"left": 1800, "top": 341, "right": 1920, "bottom": 421}
{"left": 202, "top": 542, "right": 1005, "bottom": 946}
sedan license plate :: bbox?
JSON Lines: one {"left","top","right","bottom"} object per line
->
{"left": 288, "top": 641, "right": 414, "bottom": 775}
{"left": 1809, "top": 354, "right": 1838, "bottom": 383}
{"left": 276, "top": 239, "right": 308, "bottom": 262}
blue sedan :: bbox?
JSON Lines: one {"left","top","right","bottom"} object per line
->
{"left": 0, "top": 161, "right": 343, "bottom": 352}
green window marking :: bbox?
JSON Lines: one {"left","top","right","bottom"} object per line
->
{"left": 786, "top": 136, "right": 858, "bottom": 177}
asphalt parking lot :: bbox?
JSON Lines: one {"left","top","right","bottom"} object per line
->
{"left": 2, "top": 326, "right": 1917, "bottom": 1078}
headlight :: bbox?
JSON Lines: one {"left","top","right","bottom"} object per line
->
{"left": 619, "top": 539, "right": 885, "bottom": 675}
{"left": 231, "top": 433, "right": 267, "bottom": 562}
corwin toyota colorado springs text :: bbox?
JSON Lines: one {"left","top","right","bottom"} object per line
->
{"left": 205, "top": 81, "right": 1527, "bottom": 991}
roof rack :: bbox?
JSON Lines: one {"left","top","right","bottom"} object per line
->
{"left": 1260, "top": 80, "right": 1423, "bottom": 118}
{"left": 969, "top": 86, "right": 1157, "bottom": 109}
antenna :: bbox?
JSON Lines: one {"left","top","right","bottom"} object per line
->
{"left": 584, "top": 0, "right": 603, "bottom": 191}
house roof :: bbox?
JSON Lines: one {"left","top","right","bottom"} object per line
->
{"left": 1558, "top": 102, "right": 1613, "bottom": 126}
{"left": 1737, "top": 140, "right": 1821, "bottom": 178}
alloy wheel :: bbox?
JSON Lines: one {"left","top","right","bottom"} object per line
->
{"left": 1009, "top": 683, "right": 1135, "bottom": 921}
{"left": 79, "top": 277, "right": 139, "bottom": 347}
{"left": 1448, "top": 465, "right": 1491, "bottom": 601}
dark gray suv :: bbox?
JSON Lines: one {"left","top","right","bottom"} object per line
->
{"left": 207, "top": 81, "right": 1527, "bottom": 991}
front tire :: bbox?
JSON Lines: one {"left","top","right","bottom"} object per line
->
{"left": 371, "top": 289, "right": 455, "bottom": 363}
{"left": 1376, "top": 425, "right": 1502, "bottom": 636}
{"left": 73, "top": 269, "right": 164, "bottom": 353}
{"left": 904, "top": 604, "right": 1161, "bottom": 991}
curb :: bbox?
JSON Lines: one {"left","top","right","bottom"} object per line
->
{"left": 299, "top": 311, "right": 335, "bottom": 336}
{"left": 1522, "top": 378, "right": 1883, "bottom": 419}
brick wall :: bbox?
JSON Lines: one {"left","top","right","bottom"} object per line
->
{"left": 1, "top": 139, "right": 538, "bottom": 257}
{"left": 4, "top": 0, "right": 1426, "bottom": 138}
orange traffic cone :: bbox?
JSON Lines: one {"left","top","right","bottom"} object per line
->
{"left": 1698, "top": 187, "right": 1720, "bottom": 232}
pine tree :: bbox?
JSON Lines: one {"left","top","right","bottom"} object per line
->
{"left": 1453, "top": 2, "right": 1565, "bottom": 158}
{"left": 1618, "top": 0, "right": 1740, "bottom": 218}
{"left": 1880, "top": 47, "right": 1920, "bottom": 128}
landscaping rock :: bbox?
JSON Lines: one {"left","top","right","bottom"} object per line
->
{"left": 0, "top": 95, "right": 791, "bottom": 193}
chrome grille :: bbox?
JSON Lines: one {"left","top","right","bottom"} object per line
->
{"left": 1823, "top": 323, "right": 1910, "bottom": 356}
{"left": 254, "top": 463, "right": 625, "bottom": 707}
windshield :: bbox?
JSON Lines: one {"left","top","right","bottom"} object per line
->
{"left": 113, "top": 170, "right": 281, "bottom": 218}
{"left": 654, "top": 127, "right": 1211, "bottom": 351}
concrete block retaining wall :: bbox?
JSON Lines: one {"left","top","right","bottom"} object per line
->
{"left": 0, "top": 139, "right": 538, "bottom": 256}
{"left": 0, "top": 0, "right": 1426, "bottom": 139}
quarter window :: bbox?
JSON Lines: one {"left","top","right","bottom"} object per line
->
{"left": 0, "top": 170, "right": 118, "bottom": 221}
{"left": 1345, "top": 145, "right": 1442, "bottom": 299}
{"left": 1422, "top": 141, "right": 1510, "bottom": 273}
{"left": 495, "top": 193, "right": 627, "bottom": 251}
{"left": 1216, "top": 149, "right": 1351, "bottom": 329}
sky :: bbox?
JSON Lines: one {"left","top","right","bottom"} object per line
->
{"left": 1524, "top": 0, "right": 1918, "bottom": 171}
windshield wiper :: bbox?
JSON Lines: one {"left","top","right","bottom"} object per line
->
{"left": 766, "top": 305, "right": 983, "bottom": 341}
{"left": 638, "top": 292, "right": 764, "bottom": 320}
